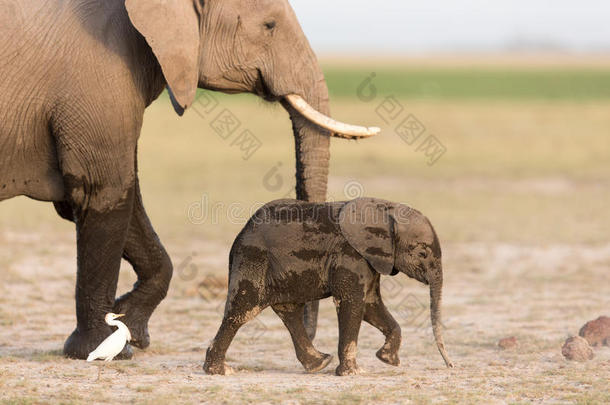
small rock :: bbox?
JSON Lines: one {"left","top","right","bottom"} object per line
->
{"left": 562, "top": 336, "right": 594, "bottom": 362}
{"left": 498, "top": 336, "right": 518, "bottom": 350}
{"left": 579, "top": 316, "right": 610, "bottom": 347}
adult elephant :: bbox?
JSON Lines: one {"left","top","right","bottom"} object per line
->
{"left": 0, "top": 0, "right": 379, "bottom": 359}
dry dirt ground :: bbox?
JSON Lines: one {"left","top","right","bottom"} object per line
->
{"left": 0, "top": 229, "right": 608, "bottom": 404}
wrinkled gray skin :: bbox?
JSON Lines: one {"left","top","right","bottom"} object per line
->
{"left": 204, "top": 198, "right": 454, "bottom": 376}
{"left": 0, "top": 0, "right": 345, "bottom": 359}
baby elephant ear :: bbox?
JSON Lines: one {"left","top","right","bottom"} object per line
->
{"left": 339, "top": 198, "right": 395, "bottom": 275}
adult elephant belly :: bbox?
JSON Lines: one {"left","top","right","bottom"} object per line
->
{"left": 0, "top": 0, "right": 67, "bottom": 203}
{"left": 0, "top": 114, "right": 65, "bottom": 203}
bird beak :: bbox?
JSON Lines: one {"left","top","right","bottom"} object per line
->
{"left": 115, "top": 314, "right": 125, "bottom": 318}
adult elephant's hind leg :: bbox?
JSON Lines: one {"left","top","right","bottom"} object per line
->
{"left": 62, "top": 182, "right": 136, "bottom": 359}
{"left": 53, "top": 200, "right": 134, "bottom": 360}
{"left": 273, "top": 303, "right": 332, "bottom": 373}
{"left": 113, "top": 181, "right": 173, "bottom": 349}
{"left": 56, "top": 107, "right": 140, "bottom": 359}
{"left": 303, "top": 300, "right": 319, "bottom": 341}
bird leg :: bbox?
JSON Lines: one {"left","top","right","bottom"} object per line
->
{"left": 95, "top": 364, "right": 102, "bottom": 382}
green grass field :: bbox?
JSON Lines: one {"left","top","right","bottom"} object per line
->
{"left": 158, "top": 64, "right": 610, "bottom": 103}
{"left": 322, "top": 66, "right": 610, "bottom": 100}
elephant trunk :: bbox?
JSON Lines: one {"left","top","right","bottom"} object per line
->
{"left": 284, "top": 71, "right": 332, "bottom": 202}
{"left": 275, "top": 16, "right": 377, "bottom": 200}
{"left": 429, "top": 267, "right": 454, "bottom": 368}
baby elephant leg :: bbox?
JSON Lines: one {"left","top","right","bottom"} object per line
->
{"left": 364, "top": 298, "right": 402, "bottom": 366}
{"left": 363, "top": 278, "right": 402, "bottom": 366}
{"left": 334, "top": 297, "right": 365, "bottom": 376}
{"left": 272, "top": 303, "right": 333, "bottom": 373}
{"left": 204, "top": 296, "right": 263, "bottom": 375}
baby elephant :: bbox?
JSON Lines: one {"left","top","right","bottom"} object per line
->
{"left": 204, "top": 198, "right": 453, "bottom": 376}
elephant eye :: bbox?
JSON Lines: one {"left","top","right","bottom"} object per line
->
{"left": 264, "top": 20, "right": 277, "bottom": 30}
{"left": 419, "top": 251, "right": 428, "bottom": 259}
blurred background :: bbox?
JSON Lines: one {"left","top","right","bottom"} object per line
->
{"left": 1, "top": 1, "right": 609, "bottom": 402}
{"left": 296, "top": 0, "right": 610, "bottom": 53}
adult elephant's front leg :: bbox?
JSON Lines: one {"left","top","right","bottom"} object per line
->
{"left": 63, "top": 184, "right": 136, "bottom": 359}
{"left": 113, "top": 181, "right": 173, "bottom": 349}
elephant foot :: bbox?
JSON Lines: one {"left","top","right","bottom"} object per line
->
{"left": 303, "top": 353, "right": 333, "bottom": 373}
{"left": 203, "top": 347, "right": 235, "bottom": 375}
{"left": 335, "top": 361, "right": 362, "bottom": 376}
{"left": 203, "top": 360, "right": 234, "bottom": 375}
{"left": 64, "top": 327, "right": 134, "bottom": 360}
{"left": 376, "top": 347, "right": 400, "bottom": 366}
{"left": 123, "top": 318, "right": 150, "bottom": 350}
{"left": 115, "top": 344, "right": 134, "bottom": 360}
{"left": 203, "top": 362, "right": 234, "bottom": 376}
{"left": 113, "top": 297, "right": 151, "bottom": 349}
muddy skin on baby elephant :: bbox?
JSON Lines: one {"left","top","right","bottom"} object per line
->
{"left": 203, "top": 198, "right": 454, "bottom": 376}
{"left": 1, "top": 0, "right": 377, "bottom": 358}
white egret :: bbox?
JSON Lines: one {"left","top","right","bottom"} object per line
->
{"left": 87, "top": 313, "right": 132, "bottom": 362}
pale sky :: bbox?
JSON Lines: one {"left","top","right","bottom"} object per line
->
{"left": 290, "top": 0, "right": 610, "bottom": 53}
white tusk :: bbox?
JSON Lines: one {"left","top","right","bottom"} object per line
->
{"left": 285, "top": 94, "right": 380, "bottom": 139}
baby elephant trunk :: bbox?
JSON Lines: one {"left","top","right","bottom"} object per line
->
{"left": 429, "top": 270, "right": 454, "bottom": 368}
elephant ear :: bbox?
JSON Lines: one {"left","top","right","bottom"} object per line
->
{"left": 339, "top": 198, "right": 396, "bottom": 275}
{"left": 126, "top": 0, "right": 200, "bottom": 116}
